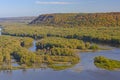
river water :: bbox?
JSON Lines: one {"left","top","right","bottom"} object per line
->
{"left": 0, "top": 27, "right": 120, "bottom": 80}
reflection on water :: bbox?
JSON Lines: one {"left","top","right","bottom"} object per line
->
{"left": 0, "top": 68, "right": 120, "bottom": 80}
{"left": 29, "top": 40, "right": 37, "bottom": 52}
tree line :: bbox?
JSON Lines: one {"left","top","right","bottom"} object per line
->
{"left": 2, "top": 24, "right": 120, "bottom": 47}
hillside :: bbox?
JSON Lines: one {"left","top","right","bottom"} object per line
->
{"left": 30, "top": 12, "right": 120, "bottom": 27}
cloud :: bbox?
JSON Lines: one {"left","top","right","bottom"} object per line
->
{"left": 35, "top": 1, "right": 72, "bottom": 5}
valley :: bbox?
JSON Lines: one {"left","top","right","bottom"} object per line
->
{"left": 0, "top": 12, "right": 120, "bottom": 80}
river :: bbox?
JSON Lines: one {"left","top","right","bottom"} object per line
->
{"left": 0, "top": 27, "right": 120, "bottom": 80}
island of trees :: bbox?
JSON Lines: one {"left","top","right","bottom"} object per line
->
{"left": 0, "top": 36, "right": 80, "bottom": 70}
{"left": 94, "top": 56, "right": 120, "bottom": 70}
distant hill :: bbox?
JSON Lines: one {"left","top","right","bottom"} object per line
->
{"left": 0, "top": 17, "right": 36, "bottom": 23}
{"left": 30, "top": 12, "right": 120, "bottom": 27}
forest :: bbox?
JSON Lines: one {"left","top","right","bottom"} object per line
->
{"left": 36, "top": 37, "right": 99, "bottom": 51}
{"left": 2, "top": 24, "right": 120, "bottom": 47}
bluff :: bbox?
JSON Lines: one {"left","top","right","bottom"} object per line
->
{"left": 30, "top": 12, "right": 120, "bottom": 27}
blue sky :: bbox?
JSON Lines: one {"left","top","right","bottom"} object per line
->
{"left": 0, "top": 0, "right": 120, "bottom": 17}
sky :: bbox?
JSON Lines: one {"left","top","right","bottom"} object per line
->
{"left": 0, "top": 0, "right": 120, "bottom": 17}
